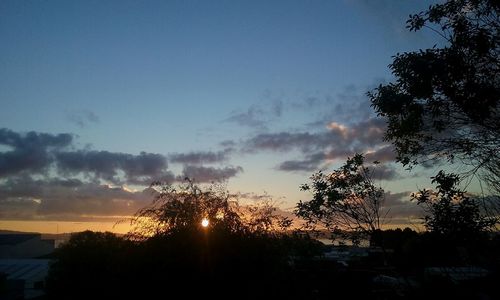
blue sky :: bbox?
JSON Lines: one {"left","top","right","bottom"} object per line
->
{"left": 0, "top": 0, "right": 450, "bottom": 232}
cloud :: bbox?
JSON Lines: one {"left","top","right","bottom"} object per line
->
{"left": 382, "top": 191, "right": 423, "bottom": 219}
{"left": 67, "top": 110, "right": 100, "bottom": 128}
{"left": 55, "top": 150, "right": 173, "bottom": 185}
{"left": 368, "top": 164, "right": 400, "bottom": 181}
{"left": 241, "top": 117, "right": 393, "bottom": 173}
{"left": 0, "top": 128, "right": 177, "bottom": 186}
{"left": 223, "top": 92, "right": 286, "bottom": 130}
{"left": 220, "top": 140, "right": 236, "bottom": 148}
{"left": 224, "top": 105, "right": 267, "bottom": 129}
{"left": 276, "top": 153, "right": 327, "bottom": 172}
{"left": 244, "top": 117, "right": 386, "bottom": 154}
{"left": 0, "top": 128, "right": 249, "bottom": 220}
{"left": 230, "top": 191, "right": 275, "bottom": 202}
{"left": 271, "top": 99, "right": 284, "bottom": 117}
{"left": 244, "top": 131, "right": 324, "bottom": 153}
{"left": 0, "top": 128, "right": 73, "bottom": 176}
{"left": 181, "top": 165, "right": 243, "bottom": 183}
{"left": 304, "top": 86, "right": 379, "bottom": 128}
{"left": 365, "top": 145, "right": 396, "bottom": 163}
{"left": 276, "top": 151, "right": 401, "bottom": 180}
{"left": 0, "top": 176, "right": 155, "bottom": 219}
{"left": 348, "top": 0, "right": 431, "bottom": 39}
{"left": 169, "top": 149, "right": 231, "bottom": 165}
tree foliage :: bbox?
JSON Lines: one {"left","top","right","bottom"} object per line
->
{"left": 369, "top": 0, "right": 500, "bottom": 193}
{"left": 46, "top": 183, "right": 321, "bottom": 300}
{"left": 126, "top": 179, "right": 291, "bottom": 240}
{"left": 296, "top": 154, "right": 385, "bottom": 241}
{"left": 127, "top": 180, "right": 243, "bottom": 239}
{"left": 412, "top": 170, "right": 497, "bottom": 240}
{"left": 239, "top": 200, "right": 293, "bottom": 233}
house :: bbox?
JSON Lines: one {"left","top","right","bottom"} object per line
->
{"left": 0, "top": 234, "right": 54, "bottom": 259}
{"left": 0, "top": 259, "right": 51, "bottom": 299}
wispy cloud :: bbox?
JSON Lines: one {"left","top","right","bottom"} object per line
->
{"left": 238, "top": 116, "right": 399, "bottom": 175}
{"left": 224, "top": 105, "right": 268, "bottom": 130}
{"left": 67, "top": 110, "right": 100, "bottom": 128}
{"left": 181, "top": 165, "right": 243, "bottom": 183}
{"left": 242, "top": 117, "right": 387, "bottom": 163}
{"left": 169, "top": 149, "right": 232, "bottom": 165}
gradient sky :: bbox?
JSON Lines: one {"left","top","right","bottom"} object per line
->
{"left": 1, "top": 0, "right": 457, "bottom": 233}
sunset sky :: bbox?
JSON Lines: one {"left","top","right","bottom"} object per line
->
{"left": 1, "top": 0, "right": 466, "bottom": 234}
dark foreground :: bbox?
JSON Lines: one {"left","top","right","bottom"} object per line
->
{"left": 3, "top": 229, "right": 499, "bottom": 300}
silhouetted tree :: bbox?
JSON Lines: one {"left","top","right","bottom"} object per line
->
{"left": 45, "top": 182, "right": 321, "bottom": 300}
{"left": 369, "top": 0, "right": 500, "bottom": 195}
{"left": 126, "top": 179, "right": 245, "bottom": 239}
{"left": 412, "top": 171, "right": 497, "bottom": 241}
{"left": 45, "top": 231, "right": 131, "bottom": 299}
{"left": 296, "top": 154, "right": 386, "bottom": 243}
{"left": 126, "top": 179, "right": 292, "bottom": 239}
{"left": 238, "top": 199, "right": 293, "bottom": 234}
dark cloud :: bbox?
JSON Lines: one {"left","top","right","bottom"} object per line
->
{"left": 242, "top": 117, "right": 391, "bottom": 173}
{"left": 276, "top": 151, "right": 402, "bottom": 180}
{"left": 0, "top": 128, "right": 73, "bottom": 176}
{"left": 382, "top": 191, "right": 423, "bottom": 219}
{"left": 0, "top": 128, "right": 176, "bottom": 185}
{"left": 244, "top": 117, "right": 386, "bottom": 155}
{"left": 244, "top": 131, "right": 324, "bottom": 153}
{"left": 365, "top": 145, "right": 396, "bottom": 163}
{"left": 181, "top": 165, "right": 243, "bottom": 183}
{"left": 276, "top": 153, "right": 327, "bottom": 172}
{"left": 0, "top": 128, "right": 239, "bottom": 220}
{"left": 277, "top": 160, "right": 319, "bottom": 172}
{"left": 67, "top": 110, "right": 100, "bottom": 128}
{"left": 277, "top": 151, "right": 401, "bottom": 180}
{"left": 368, "top": 164, "right": 400, "bottom": 181}
{"left": 303, "top": 87, "right": 379, "bottom": 128}
{"left": 55, "top": 150, "right": 173, "bottom": 185}
{"left": 347, "top": 117, "right": 387, "bottom": 146}
{"left": 0, "top": 128, "right": 73, "bottom": 149}
{"left": 169, "top": 149, "right": 231, "bottom": 165}
{"left": 0, "top": 176, "right": 154, "bottom": 219}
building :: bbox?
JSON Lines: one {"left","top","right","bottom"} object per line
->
{"left": 0, "top": 234, "right": 54, "bottom": 259}
{"left": 0, "top": 259, "right": 51, "bottom": 299}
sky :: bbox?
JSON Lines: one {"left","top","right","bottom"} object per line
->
{"left": 0, "top": 0, "right": 454, "bottom": 234}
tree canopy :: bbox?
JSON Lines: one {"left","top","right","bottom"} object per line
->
{"left": 126, "top": 179, "right": 292, "bottom": 240}
{"left": 296, "top": 154, "right": 385, "bottom": 242}
{"left": 412, "top": 170, "right": 497, "bottom": 241}
{"left": 369, "top": 0, "right": 499, "bottom": 193}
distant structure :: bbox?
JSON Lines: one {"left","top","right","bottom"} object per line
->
{"left": 0, "top": 259, "right": 51, "bottom": 299}
{"left": 0, "top": 234, "right": 54, "bottom": 298}
{"left": 0, "top": 234, "right": 54, "bottom": 259}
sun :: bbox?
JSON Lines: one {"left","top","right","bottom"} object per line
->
{"left": 201, "top": 218, "right": 209, "bottom": 228}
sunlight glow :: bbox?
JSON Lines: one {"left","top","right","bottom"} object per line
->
{"left": 201, "top": 218, "right": 209, "bottom": 228}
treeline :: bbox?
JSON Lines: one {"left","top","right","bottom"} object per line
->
{"left": 45, "top": 227, "right": 500, "bottom": 300}
{"left": 45, "top": 229, "right": 323, "bottom": 300}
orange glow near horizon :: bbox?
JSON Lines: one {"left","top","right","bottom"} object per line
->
{"left": 0, "top": 217, "right": 424, "bottom": 235}
{"left": 0, "top": 220, "right": 132, "bottom": 234}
